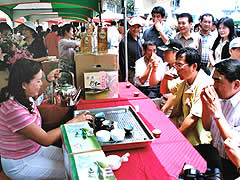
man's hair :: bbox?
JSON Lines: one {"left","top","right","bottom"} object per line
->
{"left": 111, "top": 21, "right": 117, "bottom": 26}
{"left": 176, "top": 47, "right": 201, "bottom": 71}
{"left": 151, "top": 6, "right": 165, "bottom": 18}
{"left": 118, "top": 19, "right": 124, "bottom": 26}
{"left": 51, "top": 24, "right": 59, "bottom": 32}
{"left": 214, "top": 59, "right": 240, "bottom": 82}
{"left": 142, "top": 40, "right": 156, "bottom": 50}
{"left": 176, "top": 13, "right": 193, "bottom": 23}
{"left": 0, "top": 22, "right": 12, "bottom": 34}
{"left": 199, "top": 13, "right": 214, "bottom": 22}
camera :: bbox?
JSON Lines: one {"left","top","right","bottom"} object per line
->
{"left": 178, "top": 164, "right": 223, "bottom": 180}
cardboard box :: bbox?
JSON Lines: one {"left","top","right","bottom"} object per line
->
{"left": 84, "top": 71, "right": 119, "bottom": 100}
{"left": 64, "top": 151, "right": 116, "bottom": 180}
{"left": 61, "top": 122, "right": 101, "bottom": 155}
{"left": 74, "top": 54, "right": 118, "bottom": 88}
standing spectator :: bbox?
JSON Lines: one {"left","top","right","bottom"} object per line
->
{"left": 58, "top": 24, "right": 80, "bottom": 84}
{"left": 119, "top": 17, "right": 143, "bottom": 83}
{"left": 0, "top": 22, "right": 13, "bottom": 67}
{"left": 142, "top": 6, "right": 173, "bottom": 59}
{"left": 44, "top": 24, "right": 60, "bottom": 58}
{"left": 135, "top": 40, "right": 162, "bottom": 98}
{"left": 36, "top": 25, "right": 44, "bottom": 39}
{"left": 174, "top": 13, "right": 202, "bottom": 53}
{"left": 200, "top": 59, "right": 240, "bottom": 179}
{"left": 209, "top": 17, "right": 236, "bottom": 67}
{"left": 199, "top": 13, "right": 216, "bottom": 67}
{"left": 0, "top": 22, "right": 12, "bottom": 36}
{"left": 194, "top": 23, "right": 200, "bottom": 32}
{"left": 18, "top": 21, "right": 48, "bottom": 61}
{"left": 117, "top": 19, "right": 124, "bottom": 39}
{"left": 108, "top": 21, "right": 121, "bottom": 49}
{"left": 229, "top": 37, "right": 240, "bottom": 60}
{"left": 211, "top": 20, "right": 219, "bottom": 38}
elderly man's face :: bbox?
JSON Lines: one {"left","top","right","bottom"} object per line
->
{"left": 200, "top": 15, "right": 213, "bottom": 32}
{"left": 129, "top": 24, "right": 141, "bottom": 37}
{"left": 213, "top": 71, "right": 236, "bottom": 99}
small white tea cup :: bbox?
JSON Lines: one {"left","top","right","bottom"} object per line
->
{"left": 96, "top": 130, "right": 110, "bottom": 142}
{"left": 110, "top": 129, "right": 125, "bottom": 142}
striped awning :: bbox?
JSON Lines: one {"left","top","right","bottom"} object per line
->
{"left": 0, "top": 0, "right": 102, "bottom": 23}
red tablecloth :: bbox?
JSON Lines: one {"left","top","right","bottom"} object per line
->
{"left": 79, "top": 82, "right": 148, "bottom": 105}
{"left": 77, "top": 98, "right": 207, "bottom": 179}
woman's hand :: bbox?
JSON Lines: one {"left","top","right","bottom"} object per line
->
{"left": 69, "top": 111, "right": 94, "bottom": 124}
{"left": 47, "top": 68, "right": 61, "bottom": 82}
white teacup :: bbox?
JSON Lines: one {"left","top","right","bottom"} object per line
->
{"left": 110, "top": 129, "right": 125, "bottom": 142}
{"left": 106, "top": 155, "right": 121, "bottom": 170}
{"left": 96, "top": 130, "right": 110, "bottom": 142}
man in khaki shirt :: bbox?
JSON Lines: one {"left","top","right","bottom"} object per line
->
{"left": 174, "top": 13, "right": 202, "bottom": 54}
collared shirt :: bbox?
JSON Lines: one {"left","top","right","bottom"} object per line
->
{"left": 215, "top": 39, "right": 229, "bottom": 62}
{"left": 143, "top": 24, "right": 173, "bottom": 58}
{"left": 135, "top": 56, "right": 151, "bottom": 87}
{"left": 169, "top": 70, "right": 213, "bottom": 146}
{"left": 157, "top": 62, "right": 177, "bottom": 83}
{"left": 174, "top": 32, "right": 202, "bottom": 53}
{"left": 210, "top": 90, "right": 240, "bottom": 159}
{"left": 119, "top": 31, "right": 143, "bottom": 82}
{"left": 135, "top": 56, "right": 163, "bottom": 87}
{"left": 199, "top": 32, "right": 216, "bottom": 64}
{"left": 0, "top": 98, "right": 41, "bottom": 159}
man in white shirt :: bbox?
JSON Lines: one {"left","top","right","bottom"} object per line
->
{"left": 135, "top": 40, "right": 162, "bottom": 98}
{"left": 201, "top": 59, "right": 240, "bottom": 179}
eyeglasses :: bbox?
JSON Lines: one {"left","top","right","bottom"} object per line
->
{"left": 174, "top": 62, "right": 188, "bottom": 69}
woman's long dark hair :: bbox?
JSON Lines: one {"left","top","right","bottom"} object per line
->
{"left": 0, "top": 58, "right": 42, "bottom": 113}
{"left": 213, "top": 17, "right": 236, "bottom": 48}
{"left": 212, "top": 17, "right": 236, "bottom": 59}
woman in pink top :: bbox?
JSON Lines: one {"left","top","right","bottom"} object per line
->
{"left": 0, "top": 58, "right": 93, "bottom": 179}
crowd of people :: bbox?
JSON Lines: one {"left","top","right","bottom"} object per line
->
{"left": 0, "top": 5, "right": 240, "bottom": 180}
{"left": 118, "top": 6, "right": 240, "bottom": 180}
